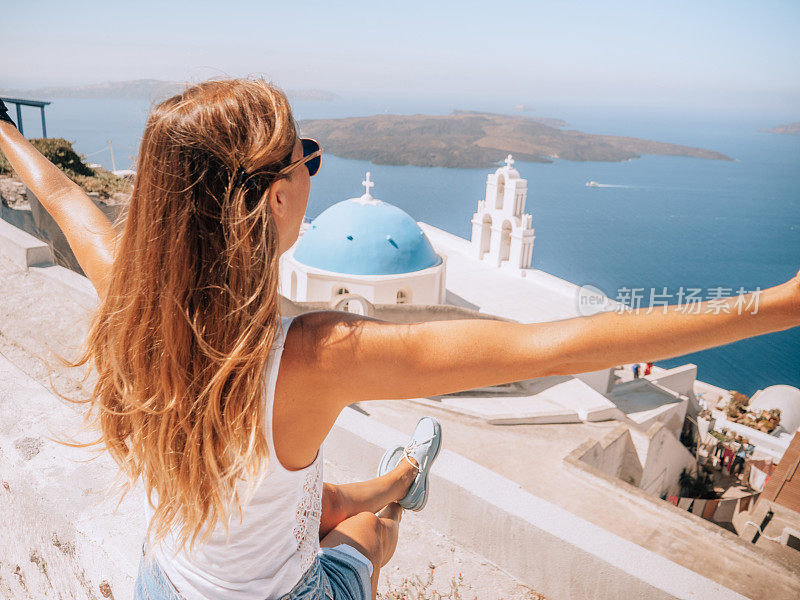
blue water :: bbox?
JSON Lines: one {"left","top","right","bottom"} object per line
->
{"left": 19, "top": 97, "right": 800, "bottom": 395}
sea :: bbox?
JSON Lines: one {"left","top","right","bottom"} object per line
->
{"left": 16, "top": 95, "right": 800, "bottom": 396}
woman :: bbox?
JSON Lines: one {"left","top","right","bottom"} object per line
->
{"left": 0, "top": 80, "right": 797, "bottom": 600}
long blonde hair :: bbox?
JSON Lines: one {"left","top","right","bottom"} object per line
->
{"left": 67, "top": 79, "right": 298, "bottom": 551}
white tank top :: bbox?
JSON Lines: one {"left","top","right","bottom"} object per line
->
{"left": 143, "top": 315, "right": 324, "bottom": 600}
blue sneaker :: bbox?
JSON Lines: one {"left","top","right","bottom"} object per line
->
{"left": 376, "top": 416, "right": 442, "bottom": 511}
{"left": 377, "top": 445, "right": 404, "bottom": 478}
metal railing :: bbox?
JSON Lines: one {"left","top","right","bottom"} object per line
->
{"left": 0, "top": 97, "right": 51, "bottom": 138}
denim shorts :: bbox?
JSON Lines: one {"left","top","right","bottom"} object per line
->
{"left": 133, "top": 543, "right": 373, "bottom": 600}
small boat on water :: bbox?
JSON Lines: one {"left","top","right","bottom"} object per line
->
{"left": 586, "top": 180, "right": 601, "bottom": 187}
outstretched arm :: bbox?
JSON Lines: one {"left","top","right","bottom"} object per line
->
{"left": 283, "top": 272, "right": 799, "bottom": 408}
{"left": 0, "top": 107, "right": 117, "bottom": 297}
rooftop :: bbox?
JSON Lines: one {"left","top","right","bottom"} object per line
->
{"left": 418, "top": 222, "right": 588, "bottom": 322}
{"left": 294, "top": 173, "right": 441, "bottom": 275}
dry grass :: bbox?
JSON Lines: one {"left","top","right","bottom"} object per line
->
{"left": 379, "top": 563, "right": 547, "bottom": 600}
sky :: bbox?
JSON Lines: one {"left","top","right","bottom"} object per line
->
{"left": 2, "top": 0, "right": 799, "bottom": 114}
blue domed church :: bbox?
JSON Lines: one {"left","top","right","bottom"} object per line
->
{"left": 280, "top": 173, "right": 446, "bottom": 307}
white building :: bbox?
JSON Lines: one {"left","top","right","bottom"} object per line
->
{"left": 702, "top": 383, "right": 800, "bottom": 463}
{"left": 470, "top": 154, "right": 535, "bottom": 275}
{"left": 280, "top": 173, "right": 446, "bottom": 307}
{"left": 281, "top": 156, "right": 537, "bottom": 309}
{"left": 750, "top": 385, "right": 800, "bottom": 435}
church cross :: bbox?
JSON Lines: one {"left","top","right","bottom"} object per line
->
{"left": 504, "top": 154, "right": 515, "bottom": 168}
{"left": 362, "top": 172, "right": 375, "bottom": 197}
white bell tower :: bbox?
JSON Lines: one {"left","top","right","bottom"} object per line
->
{"left": 470, "top": 155, "right": 535, "bottom": 274}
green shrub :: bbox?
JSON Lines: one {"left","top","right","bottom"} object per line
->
{"left": 0, "top": 138, "right": 131, "bottom": 198}
{"left": 73, "top": 170, "right": 132, "bottom": 196}
{"left": 0, "top": 137, "right": 95, "bottom": 177}
{"left": 678, "top": 468, "right": 717, "bottom": 500}
{"left": 726, "top": 390, "right": 749, "bottom": 419}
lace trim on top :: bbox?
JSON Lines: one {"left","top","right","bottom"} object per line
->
{"left": 292, "top": 458, "right": 323, "bottom": 573}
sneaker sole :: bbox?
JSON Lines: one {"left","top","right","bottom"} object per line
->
{"left": 400, "top": 417, "right": 442, "bottom": 511}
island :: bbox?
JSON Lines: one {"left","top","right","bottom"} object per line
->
{"left": 0, "top": 79, "right": 338, "bottom": 102}
{"left": 765, "top": 122, "right": 800, "bottom": 136}
{"left": 299, "top": 111, "right": 733, "bottom": 168}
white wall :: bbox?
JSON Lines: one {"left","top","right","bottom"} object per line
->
{"left": 646, "top": 364, "right": 697, "bottom": 398}
{"left": 579, "top": 423, "right": 696, "bottom": 499}
{"left": 631, "top": 399, "right": 688, "bottom": 438}
{"left": 578, "top": 426, "right": 643, "bottom": 487}
{"left": 749, "top": 385, "right": 800, "bottom": 434}
{"left": 576, "top": 369, "right": 614, "bottom": 394}
{"left": 280, "top": 253, "right": 446, "bottom": 306}
{"left": 636, "top": 423, "right": 697, "bottom": 498}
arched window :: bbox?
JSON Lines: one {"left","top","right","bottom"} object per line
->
{"left": 396, "top": 289, "right": 410, "bottom": 304}
{"left": 333, "top": 294, "right": 367, "bottom": 315}
{"left": 480, "top": 214, "right": 492, "bottom": 259}
{"left": 495, "top": 175, "right": 505, "bottom": 210}
{"left": 335, "top": 286, "right": 350, "bottom": 296}
{"left": 499, "top": 221, "right": 512, "bottom": 263}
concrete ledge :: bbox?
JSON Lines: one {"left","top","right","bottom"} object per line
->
{"left": 410, "top": 396, "right": 582, "bottom": 425}
{"left": 544, "top": 377, "right": 622, "bottom": 422}
{"left": 0, "top": 218, "right": 53, "bottom": 269}
{"left": 329, "top": 407, "right": 747, "bottom": 600}
{"left": 563, "top": 440, "right": 800, "bottom": 590}
{"left": 29, "top": 264, "right": 99, "bottom": 307}
{"left": 0, "top": 202, "right": 37, "bottom": 234}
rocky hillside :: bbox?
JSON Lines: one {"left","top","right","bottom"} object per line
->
{"left": 300, "top": 111, "right": 734, "bottom": 168}
{"left": 766, "top": 122, "right": 800, "bottom": 136}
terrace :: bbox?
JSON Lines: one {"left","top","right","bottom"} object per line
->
{"left": 1, "top": 215, "right": 798, "bottom": 599}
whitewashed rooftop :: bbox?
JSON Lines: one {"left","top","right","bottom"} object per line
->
{"left": 419, "top": 222, "right": 594, "bottom": 323}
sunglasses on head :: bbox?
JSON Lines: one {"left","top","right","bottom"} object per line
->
{"left": 279, "top": 138, "right": 323, "bottom": 177}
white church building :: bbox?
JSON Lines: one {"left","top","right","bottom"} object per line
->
{"left": 470, "top": 154, "right": 535, "bottom": 275}
{"left": 280, "top": 172, "right": 447, "bottom": 306}
{"left": 280, "top": 155, "right": 537, "bottom": 308}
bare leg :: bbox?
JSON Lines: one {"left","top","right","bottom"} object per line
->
{"left": 320, "top": 458, "right": 416, "bottom": 538}
{"left": 320, "top": 502, "right": 404, "bottom": 600}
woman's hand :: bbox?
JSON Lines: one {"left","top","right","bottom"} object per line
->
{"left": 0, "top": 99, "right": 17, "bottom": 128}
